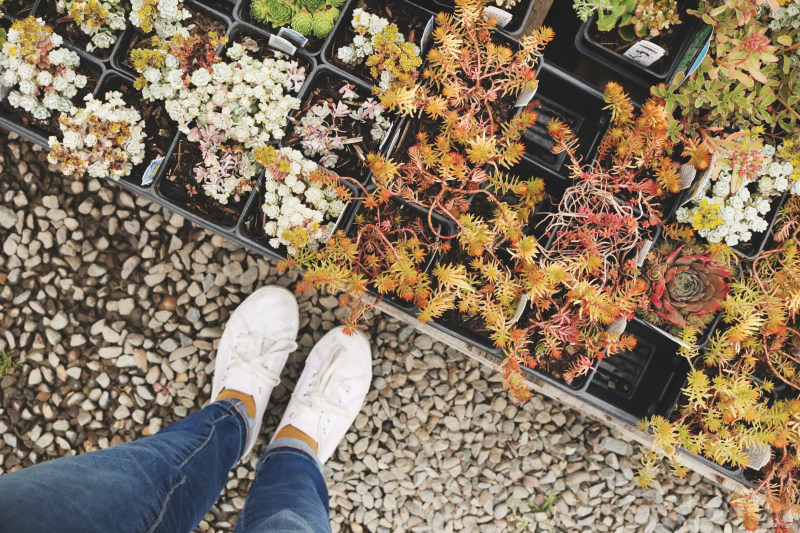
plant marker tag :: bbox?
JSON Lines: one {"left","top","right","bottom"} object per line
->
{"left": 269, "top": 35, "right": 297, "bottom": 56}
{"left": 744, "top": 444, "right": 771, "bottom": 471}
{"left": 623, "top": 40, "right": 666, "bottom": 67}
{"left": 278, "top": 28, "right": 308, "bottom": 49}
{"left": 421, "top": 16, "right": 435, "bottom": 53}
{"left": 511, "top": 294, "right": 529, "bottom": 323}
{"left": 514, "top": 83, "right": 538, "bottom": 107}
{"left": 483, "top": 7, "right": 513, "bottom": 28}
{"left": 684, "top": 31, "right": 711, "bottom": 79}
{"left": 679, "top": 163, "right": 696, "bottom": 190}
{"left": 141, "top": 157, "right": 164, "bottom": 186}
{"left": 608, "top": 317, "right": 627, "bottom": 335}
{"left": 0, "top": 86, "right": 10, "bottom": 102}
{"left": 636, "top": 238, "right": 655, "bottom": 267}
{"left": 682, "top": 153, "right": 717, "bottom": 206}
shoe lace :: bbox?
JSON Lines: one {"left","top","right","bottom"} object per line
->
{"left": 231, "top": 333, "right": 297, "bottom": 389}
{"left": 295, "top": 348, "right": 354, "bottom": 419}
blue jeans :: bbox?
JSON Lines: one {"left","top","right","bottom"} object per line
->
{"left": 0, "top": 401, "right": 332, "bottom": 533}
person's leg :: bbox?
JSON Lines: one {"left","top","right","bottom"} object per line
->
{"left": 0, "top": 285, "right": 301, "bottom": 533}
{"left": 235, "top": 327, "right": 373, "bottom": 533}
{"left": 0, "top": 399, "right": 248, "bottom": 533}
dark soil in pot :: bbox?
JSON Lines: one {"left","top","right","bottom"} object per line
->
{"left": 285, "top": 70, "right": 390, "bottom": 184}
{"left": 121, "top": 8, "right": 227, "bottom": 73}
{"left": 0, "top": 63, "right": 100, "bottom": 137}
{"left": 436, "top": 0, "right": 532, "bottom": 33}
{"left": 3, "top": 0, "right": 36, "bottom": 18}
{"left": 97, "top": 76, "right": 177, "bottom": 188}
{"left": 158, "top": 138, "right": 249, "bottom": 228}
{"left": 42, "top": 1, "right": 119, "bottom": 60}
{"left": 327, "top": 0, "right": 430, "bottom": 84}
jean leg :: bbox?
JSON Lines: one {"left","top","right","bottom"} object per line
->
{"left": 0, "top": 401, "right": 247, "bottom": 533}
{"left": 235, "top": 446, "right": 331, "bottom": 533}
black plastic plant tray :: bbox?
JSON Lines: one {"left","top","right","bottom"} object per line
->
{"left": 111, "top": 0, "right": 234, "bottom": 77}
{"left": 35, "top": 0, "right": 127, "bottom": 62}
{"left": 322, "top": 0, "right": 435, "bottom": 87}
{"left": 584, "top": 317, "right": 693, "bottom": 425}
{"left": 574, "top": 7, "right": 708, "bottom": 89}
{"left": 521, "top": 62, "right": 610, "bottom": 179}
{"left": 232, "top": 0, "right": 348, "bottom": 55}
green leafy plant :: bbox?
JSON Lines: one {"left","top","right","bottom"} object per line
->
{"left": 250, "top": 0, "right": 342, "bottom": 37}
{"left": 0, "top": 350, "right": 26, "bottom": 376}
{"left": 573, "top": 0, "right": 681, "bottom": 40}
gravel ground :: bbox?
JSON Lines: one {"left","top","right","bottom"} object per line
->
{"left": 0, "top": 132, "right": 774, "bottom": 532}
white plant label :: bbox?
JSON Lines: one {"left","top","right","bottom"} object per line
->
{"left": 421, "top": 16, "right": 435, "bottom": 52}
{"left": 514, "top": 84, "right": 538, "bottom": 107}
{"left": 623, "top": 40, "right": 666, "bottom": 67}
{"left": 679, "top": 162, "right": 696, "bottom": 190}
{"left": 268, "top": 35, "right": 297, "bottom": 56}
{"left": 0, "top": 86, "right": 10, "bottom": 102}
{"left": 483, "top": 6, "right": 513, "bottom": 28}
{"left": 278, "top": 28, "right": 308, "bottom": 48}
{"left": 608, "top": 317, "right": 628, "bottom": 335}
{"left": 636, "top": 238, "right": 655, "bottom": 267}
{"left": 683, "top": 153, "right": 717, "bottom": 205}
{"left": 141, "top": 157, "right": 164, "bottom": 186}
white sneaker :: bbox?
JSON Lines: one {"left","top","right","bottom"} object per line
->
{"left": 273, "top": 326, "right": 372, "bottom": 463}
{"left": 211, "top": 285, "right": 299, "bottom": 457}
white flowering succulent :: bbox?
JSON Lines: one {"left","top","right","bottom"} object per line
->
{"left": 676, "top": 142, "right": 798, "bottom": 248}
{"left": 336, "top": 8, "right": 420, "bottom": 92}
{"left": 0, "top": 18, "right": 88, "bottom": 120}
{"left": 138, "top": 40, "right": 306, "bottom": 147}
{"left": 260, "top": 147, "right": 345, "bottom": 255}
{"left": 765, "top": 0, "right": 800, "bottom": 31}
{"left": 129, "top": 0, "right": 191, "bottom": 39}
{"left": 56, "top": 0, "right": 127, "bottom": 51}
{"left": 48, "top": 91, "right": 146, "bottom": 181}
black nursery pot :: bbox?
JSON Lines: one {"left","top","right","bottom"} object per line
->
{"left": 0, "top": 38, "right": 104, "bottom": 148}
{"left": 732, "top": 191, "right": 790, "bottom": 261}
{"left": 111, "top": 0, "right": 232, "bottom": 77}
{"left": 92, "top": 72, "right": 180, "bottom": 189}
{"left": 284, "top": 65, "right": 394, "bottom": 185}
{"left": 233, "top": 0, "right": 346, "bottom": 55}
{"left": 584, "top": 317, "right": 694, "bottom": 425}
{"left": 322, "top": 0, "right": 435, "bottom": 86}
{"left": 520, "top": 62, "right": 611, "bottom": 180}
{"left": 36, "top": 0, "right": 129, "bottom": 62}
{"left": 574, "top": 7, "right": 711, "bottom": 89}
{"left": 424, "top": 0, "right": 535, "bottom": 35}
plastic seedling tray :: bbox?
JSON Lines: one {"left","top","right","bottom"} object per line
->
{"left": 111, "top": 0, "right": 233, "bottom": 77}
{"left": 422, "top": 0, "right": 535, "bottom": 36}
{"left": 232, "top": 0, "right": 347, "bottom": 55}
{"left": 574, "top": 7, "right": 709, "bottom": 89}
{"left": 520, "top": 62, "right": 610, "bottom": 179}
{"left": 322, "top": 0, "right": 435, "bottom": 86}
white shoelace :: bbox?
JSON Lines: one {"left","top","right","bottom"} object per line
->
{"left": 231, "top": 333, "right": 297, "bottom": 389}
{"left": 294, "top": 349, "right": 354, "bottom": 419}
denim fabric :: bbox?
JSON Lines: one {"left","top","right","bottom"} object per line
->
{"left": 0, "top": 401, "right": 331, "bottom": 533}
{"left": 234, "top": 446, "right": 331, "bottom": 533}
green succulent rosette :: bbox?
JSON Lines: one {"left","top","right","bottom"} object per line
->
{"left": 298, "top": 0, "right": 325, "bottom": 11}
{"left": 327, "top": 0, "right": 346, "bottom": 7}
{"left": 250, "top": 0, "right": 270, "bottom": 23}
{"left": 268, "top": 0, "right": 294, "bottom": 26}
{"left": 292, "top": 9, "right": 314, "bottom": 35}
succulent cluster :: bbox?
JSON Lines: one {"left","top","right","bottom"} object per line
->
{"left": 765, "top": 0, "right": 800, "bottom": 31}
{"left": 337, "top": 8, "right": 422, "bottom": 92}
{"left": 48, "top": 91, "right": 146, "bottom": 181}
{"left": 57, "top": 0, "right": 127, "bottom": 50}
{"left": 186, "top": 124, "right": 261, "bottom": 204}
{"left": 257, "top": 146, "right": 346, "bottom": 255}
{"left": 0, "top": 17, "right": 88, "bottom": 120}
{"left": 129, "top": 0, "right": 191, "bottom": 38}
{"left": 294, "top": 83, "right": 390, "bottom": 168}
{"left": 250, "top": 0, "right": 345, "bottom": 38}
{"left": 132, "top": 35, "right": 306, "bottom": 146}
{"left": 640, "top": 240, "right": 732, "bottom": 334}
{"left": 573, "top": 0, "right": 680, "bottom": 39}
{"left": 676, "top": 137, "right": 797, "bottom": 247}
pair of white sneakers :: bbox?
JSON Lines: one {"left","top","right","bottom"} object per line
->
{"left": 210, "top": 286, "right": 373, "bottom": 462}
